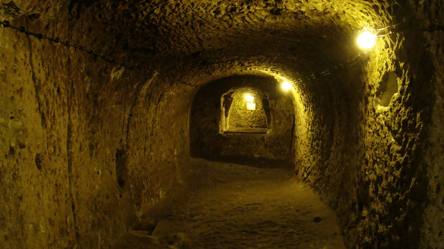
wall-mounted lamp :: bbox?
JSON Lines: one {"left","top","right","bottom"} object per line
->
{"left": 357, "top": 29, "right": 377, "bottom": 49}
{"left": 244, "top": 94, "right": 256, "bottom": 110}
{"left": 281, "top": 81, "right": 292, "bottom": 91}
{"left": 245, "top": 94, "right": 255, "bottom": 102}
{"left": 246, "top": 103, "right": 256, "bottom": 110}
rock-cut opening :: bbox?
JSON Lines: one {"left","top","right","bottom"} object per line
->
{"left": 220, "top": 87, "right": 270, "bottom": 134}
{"left": 190, "top": 75, "right": 295, "bottom": 164}
{"left": 0, "top": 0, "right": 442, "bottom": 249}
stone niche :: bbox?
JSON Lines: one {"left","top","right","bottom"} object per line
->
{"left": 190, "top": 75, "right": 295, "bottom": 164}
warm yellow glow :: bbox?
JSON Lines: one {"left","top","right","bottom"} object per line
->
{"left": 357, "top": 31, "right": 377, "bottom": 49}
{"left": 281, "top": 81, "right": 292, "bottom": 91}
{"left": 245, "top": 94, "right": 254, "bottom": 102}
{"left": 246, "top": 103, "right": 256, "bottom": 110}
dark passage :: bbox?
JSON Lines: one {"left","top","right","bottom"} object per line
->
{"left": 190, "top": 75, "right": 294, "bottom": 165}
{"left": 1, "top": 1, "right": 443, "bottom": 249}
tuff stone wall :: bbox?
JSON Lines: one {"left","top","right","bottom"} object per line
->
{"left": 64, "top": 4, "right": 196, "bottom": 247}
{"left": 292, "top": 4, "right": 437, "bottom": 248}
{"left": 66, "top": 57, "right": 192, "bottom": 247}
{"left": 190, "top": 76, "right": 294, "bottom": 163}
{"left": 291, "top": 57, "right": 364, "bottom": 248}
{"left": 66, "top": 52, "right": 152, "bottom": 247}
{"left": 1, "top": 0, "right": 444, "bottom": 249}
{"left": 0, "top": 2, "right": 74, "bottom": 248}
{"left": 417, "top": 1, "right": 444, "bottom": 248}
{"left": 353, "top": 24, "right": 434, "bottom": 249}
{"left": 1, "top": 1, "right": 195, "bottom": 248}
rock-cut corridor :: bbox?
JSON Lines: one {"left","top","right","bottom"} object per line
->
{"left": 1, "top": 0, "right": 444, "bottom": 249}
{"left": 115, "top": 159, "right": 345, "bottom": 249}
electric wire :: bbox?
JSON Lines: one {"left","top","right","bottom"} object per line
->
{"left": 375, "top": 11, "right": 419, "bottom": 32}
{"left": 373, "top": 11, "right": 444, "bottom": 35}
{"left": 1, "top": 12, "right": 442, "bottom": 87}
{"left": 0, "top": 19, "right": 198, "bottom": 88}
{"left": 0, "top": 18, "right": 370, "bottom": 86}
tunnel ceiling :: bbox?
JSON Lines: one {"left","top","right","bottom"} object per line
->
{"left": 1, "top": 0, "right": 407, "bottom": 83}
{"left": 65, "top": 0, "right": 399, "bottom": 84}
{"left": 1, "top": 0, "right": 442, "bottom": 248}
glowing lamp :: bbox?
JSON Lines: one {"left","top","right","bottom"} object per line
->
{"left": 246, "top": 103, "right": 256, "bottom": 110}
{"left": 281, "top": 81, "right": 292, "bottom": 91}
{"left": 357, "top": 30, "right": 377, "bottom": 49}
{"left": 245, "top": 94, "right": 254, "bottom": 102}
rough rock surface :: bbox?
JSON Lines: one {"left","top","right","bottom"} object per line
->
{"left": 0, "top": 4, "right": 73, "bottom": 248}
{"left": 0, "top": 0, "right": 443, "bottom": 248}
{"left": 113, "top": 158, "right": 345, "bottom": 249}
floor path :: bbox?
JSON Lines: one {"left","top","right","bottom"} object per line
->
{"left": 114, "top": 158, "right": 346, "bottom": 249}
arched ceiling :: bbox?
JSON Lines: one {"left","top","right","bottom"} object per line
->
{"left": 66, "top": 0, "right": 402, "bottom": 85}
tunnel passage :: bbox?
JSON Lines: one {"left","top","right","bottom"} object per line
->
{"left": 190, "top": 75, "right": 294, "bottom": 165}
{"left": 1, "top": 0, "right": 443, "bottom": 249}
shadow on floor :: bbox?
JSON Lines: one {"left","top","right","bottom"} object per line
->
{"left": 113, "top": 158, "right": 344, "bottom": 249}
{"left": 194, "top": 155, "right": 295, "bottom": 169}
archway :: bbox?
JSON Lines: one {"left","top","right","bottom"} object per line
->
{"left": 220, "top": 87, "right": 270, "bottom": 134}
{"left": 190, "top": 75, "right": 295, "bottom": 165}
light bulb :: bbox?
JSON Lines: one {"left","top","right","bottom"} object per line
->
{"left": 281, "top": 81, "right": 292, "bottom": 91}
{"left": 357, "top": 30, "right": 377, "bottom": 49}
{"left": 245, "top": 94, "right": 254, "bottom": 102}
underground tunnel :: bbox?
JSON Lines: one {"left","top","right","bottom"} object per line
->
{"left": 0, "top": 0, "right": 443, "bottom": 248}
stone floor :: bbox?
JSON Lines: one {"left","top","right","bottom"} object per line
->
{"left": 113, "top": 158, "right": 345, "bottom": 249}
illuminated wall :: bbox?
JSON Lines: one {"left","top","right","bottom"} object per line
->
{"left": 221, "top": 87, "right": 269, "bottom": 133}
{"left": 1, "top": 0, "right": 443, "bottom": 248}
{"left": 190, "top": 76, "right": 294, "bottom": 163}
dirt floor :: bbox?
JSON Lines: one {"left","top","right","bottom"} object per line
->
{"left": 113, "top": 158, "right": 346, "bottom": 249}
